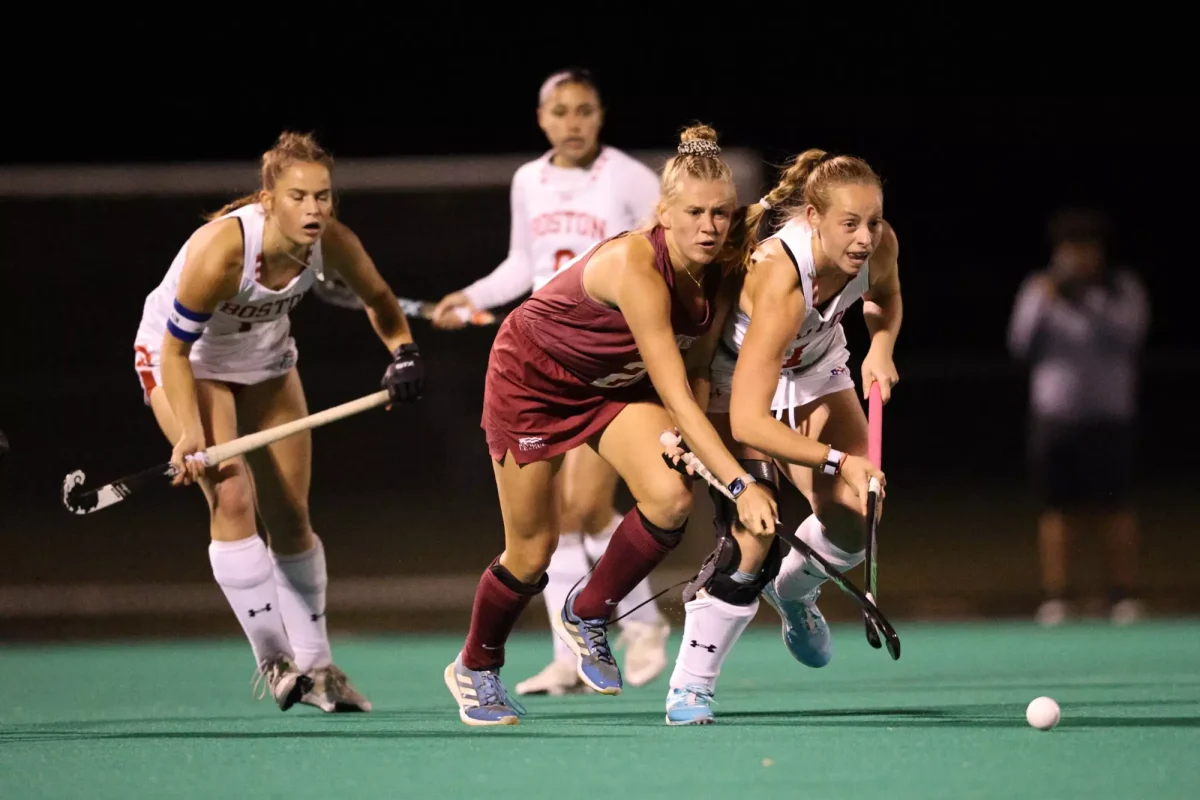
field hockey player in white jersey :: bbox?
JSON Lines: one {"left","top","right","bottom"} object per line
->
{"left": 132, "top": 131, "right": 426, "bottom": 714}
{"left": 663, "top": 149, "right": 899, "bottom": 725}
{"left": 430, "top": 67, "right": 672, "bottom": 697}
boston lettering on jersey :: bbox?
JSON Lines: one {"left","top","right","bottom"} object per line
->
{"left": 530, "top": 210, "right": 606, "bottom": 241}
{"left": 218, "top": 294, "right": 305, "bottom": 321}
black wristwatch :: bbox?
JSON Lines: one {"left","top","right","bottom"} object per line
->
{"left": 727, "top": 474, "right": 757, "bottom": 499}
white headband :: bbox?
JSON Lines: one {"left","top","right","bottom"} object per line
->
{"left": 538, "top": 71, "right": 575, "bottom": 106}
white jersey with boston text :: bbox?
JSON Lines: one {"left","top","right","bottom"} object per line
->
{"left": 461, "top": 145, "right": 661, "bottom": 308}
{"left": 134, "top": 203, "right": 324, "bottom": 386}
{"left": 722, "top": 218, "right": 871, "bottom": 373}
{"left": 708, "top": 218, "right": 869, "bottom": 419}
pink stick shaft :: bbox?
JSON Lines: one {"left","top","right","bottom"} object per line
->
{"left": 868, "top": 382, "right": 883, "bottom": 468}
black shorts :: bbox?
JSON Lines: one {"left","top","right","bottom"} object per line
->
{"left": 1028, "top": 417, "right": 1136, "bottom": 512}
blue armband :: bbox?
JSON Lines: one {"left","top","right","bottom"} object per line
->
{"left": 167, "top": 299, "right": 212, "bottom": 343}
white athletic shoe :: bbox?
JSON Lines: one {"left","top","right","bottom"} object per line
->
{"left": 617, "top": 619, "right": 671, "bottom": 687}
{"left": 300, "top": 664, "right": 373, "bottom": 712}
{"left": 252, "top": 655, "right": 312, "bottom": 712}
{"left": 514, "top": 659, "right": 590, "bottom": 696}
{"left": 1035, "top": 599, "right": 1071, "bottom": 626}
{"left": 1111, "top": 598, "right": 1146, "bottom": 625}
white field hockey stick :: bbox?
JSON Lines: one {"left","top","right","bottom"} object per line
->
{"left": 658, "top": 430, "right": 900, "bottom": 660}
{"left": 311, "top": 273, "right": 497, "bottom": 326}
{"left": 62, "top": 389, "right": 391, "bottom": 515}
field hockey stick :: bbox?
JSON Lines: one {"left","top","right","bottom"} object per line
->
{"left": 62, "top": 389, "right": 392, "bottom": 515}
{"left": 397, "top": 297, "right": 497, "bottom": 327}
{"left": 659, "top": 430, "right": 900, "bottom": 660}
{"left": 863, "top": 381, "right": 884, "bottom": 649}
{"left": 311, "top": 274, "right": 497, "bottom": 326}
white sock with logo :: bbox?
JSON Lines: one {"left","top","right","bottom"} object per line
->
{"left": 209, "top": 536, "right": 293, "bottom": 669}
{"left": 669, "top": 592, "right": 758, "bottom": 693}
{"left": 270, "top": 533, "right": 333, "bottom": 673}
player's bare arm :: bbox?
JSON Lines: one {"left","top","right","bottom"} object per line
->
{"left": 861, "top": 220, "right": 902, "bottom": 401}
{"left": 728, "top": 241, "right": 829, "bottom": 468}
{"left": 321, "top": 220, "right": 414, "bottom": 351}
{"left": 587, "top": 237, "right": 750, "bottom": 493}
{"left": 161, "top": 218, "right": 244, "bottom": 484}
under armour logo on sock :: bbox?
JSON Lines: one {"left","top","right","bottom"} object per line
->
{"left": 311, "top": 610, "right": 326, "bottom": 622}
{"left": 248, "top": 603, "right": 272, "bottom": 617}
{"left": 689, "top": 640, "right": 717, "bottom": 653}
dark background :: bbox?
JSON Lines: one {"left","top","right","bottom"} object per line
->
{"left": 2, "top": 65, "right": 1196, "bottom": 640}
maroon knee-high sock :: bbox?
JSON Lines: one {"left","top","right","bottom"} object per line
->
{"left": 462, "top": 558, "right": 546, "bottom": 671}
{"left": 573, "top": 507, "right": 684, "bottom": 620}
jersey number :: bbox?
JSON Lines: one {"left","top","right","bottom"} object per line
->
{"left": 553, "top": 249, "right": 577, "bottom": 273}
{"left": 592, "top": 361, "right": 647, "bottom": 389}
{"left": 780, "top": 310, "right": 847, "bottom": 370}
{"left": 780, "top": 343, "right": 808, "bottom": 371}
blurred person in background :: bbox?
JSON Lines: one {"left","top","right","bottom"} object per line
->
{"left": 431, "top": 67, "right": 671, "bottom": 696}
{"left": 1007, "top": 207, "right": 1150, "bottom": 626}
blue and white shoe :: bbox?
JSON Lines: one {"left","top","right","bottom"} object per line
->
{"left": 665, "top": 684, "right": 716, "bottom": 725}
{"left": 760, "top": 582, "right": 832, "bottom": 667}
{"left": 551, "top": 588, "right": 623, "bottom": 694}
{"left": 444, "top": 652, "right": 525, "bottom": 726}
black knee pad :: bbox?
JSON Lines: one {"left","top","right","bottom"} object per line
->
{"left": 637, "top": 507, "right": 686, "bottom": 550}
{"left": 682, "top": 460, "right": 783, "bottom": 606}
{"left": 489, "top": 559, "right": 549, "bottom": 596}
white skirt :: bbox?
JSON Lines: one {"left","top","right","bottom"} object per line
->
{"left": 132, "top": 318, "right": 298, "bottom": 405}
{"left": 708, "top": 342, "right": 855, "bottom": 429}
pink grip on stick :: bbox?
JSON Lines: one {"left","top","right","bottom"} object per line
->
{"left": 868, "top": 382, "right": 883, "bottom": 468}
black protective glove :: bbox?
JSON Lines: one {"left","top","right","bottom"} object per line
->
{"left": 382, "top": 343, "right": 424, "bottom": 403}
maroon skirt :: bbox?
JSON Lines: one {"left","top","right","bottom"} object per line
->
{"left": 481, "top": 313, "right": 656, "bottom": 465}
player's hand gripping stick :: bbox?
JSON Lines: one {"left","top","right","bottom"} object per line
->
{"left": 659, "top": 429, "right": 900, "bottom": 660}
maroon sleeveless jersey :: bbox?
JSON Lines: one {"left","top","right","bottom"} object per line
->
{"left": 481, "top": 224, "right": 720, "bottom": 464}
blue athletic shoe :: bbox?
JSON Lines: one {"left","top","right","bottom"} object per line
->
{"left": 552, "top": 588, "right": 623, "bottom": 694}
{"left": 760, "top": 583, "right": 832, "bottom": 667}
{"left": 665, "top": 685, "right": 716, "bottom": 725}
{"left": 444, "top": 652, "right": 525, "bottom": 726}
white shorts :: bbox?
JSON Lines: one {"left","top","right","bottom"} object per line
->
{"left": 708, "top": 342, "right": 855, "bottom": 429}
{"left": 133, "top": 322, "right": 298, "bottom": 406}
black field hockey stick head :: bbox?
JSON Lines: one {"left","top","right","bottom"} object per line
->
{"left": 62, "top": 461, "right": 178, "bottom": 515}
{"left": 863, "top": 481, "right": 883, "bottom": 649}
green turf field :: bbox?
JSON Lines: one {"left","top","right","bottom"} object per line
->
{"left": 3, "top": 622, "right": 1198, "bottom": 798}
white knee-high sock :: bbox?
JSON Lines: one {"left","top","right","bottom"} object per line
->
{"left": 209, "top": 536, "right": 292, "bottom": 668}
{"left": 775, "top": 514, "right": 865, "bottom": 599}
{"left": 584, "top": 512, "right": 664, "bottom": 626}
{"left": 669, "top": 592, "right": 758, "bottom": 693}
{"left": 270, "top": 533, "right": 332, "bottom": 673}
{"left": 544, "top": 532, "right": 591, "bottom": 663}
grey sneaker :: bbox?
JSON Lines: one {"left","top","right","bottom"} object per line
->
{"left": 253, "top": 655, "right": 312, "bottom": 712}
{"left": 300, "top": 664, "right": 373, "bottom": 712}
{"left": 552, "top": 588, "right": 622, "bottom": 694}
{"left": 444, "top": 652, "right": 525, "bottom": 726}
